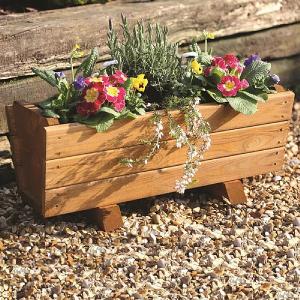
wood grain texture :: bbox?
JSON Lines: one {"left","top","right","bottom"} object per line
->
{"left": 10, "top": 103, "right": 46, "bottom": 213}
{"left": 45, "top": 121, "right": 289, "bottom": 188}
{"left": 44, "top": 91, "right": 294, "bottom": 160}
{"left": 193, "top": 23, "right": 300, "bottom": 60}
{"left": 90, "top": 205, "right": 123, "bottom": 232}
{"left": 44, "top": 147, "right": 284, "bottom": 217}
{"left": 1, "top": 0, "right": 300, "bottom": 79}
{"left": 204, "top": 180, "right": 247, "bottom": 205}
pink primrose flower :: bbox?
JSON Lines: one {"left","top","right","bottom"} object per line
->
{"left": 212, "top": 56, "right": 227, "bottom": 70}
{"left": 217, "top": 75, "right": 241, "bottom": 97}
{"left": 104, "top": 85, "right": 126, "bottom": 103}
{"left": 110, "top": 70, "right": 128, "bottom": 85}
{"left": 223, "top": 54, "right": 239, "bottom": 69}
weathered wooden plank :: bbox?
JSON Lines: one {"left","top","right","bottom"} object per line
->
{"left": 1, "top": 0, "right": 300, "bottom": 79}
{"left": 194, "top": 23, "right": 300, "bottom": 60}
{"left": 44, "top": 147, "right": 284, "bottom": 217}
{"left": 44, "top": 91, "right": 294, "bottom": 160}
{"left": 45, "top": 121, "right": 289, "bottom": 188}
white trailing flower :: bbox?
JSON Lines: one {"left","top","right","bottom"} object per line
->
{"left": 102, "top": 59, "right": 118, "bottom": 68}
{"left": 174, "top": 105, "right": 211, "bottom": 194}
{"left": 121, "top": 112, "right": 164, "bottom": 166}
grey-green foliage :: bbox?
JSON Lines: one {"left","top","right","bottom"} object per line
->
{"left": 241, "top": 60, "right": 271, "bottom": 88}
{"left": 75, "top": 47, "right": 99, "bottom": 77}
{"left": 107, "top": 15, "right": 181, "bottom": 101}
{"left": 189, "top": 41, "right": 212, "bottom": 66}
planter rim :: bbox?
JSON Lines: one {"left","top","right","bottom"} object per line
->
{"left": 40, "top": 89, "right": 294, "bottom": 131}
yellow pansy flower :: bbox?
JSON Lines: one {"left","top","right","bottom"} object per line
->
{"left": 191, "top": 60, "right": 203, "bottom": 75}
{"left": 131, "top": 74, "right": 148, "bottom": 92}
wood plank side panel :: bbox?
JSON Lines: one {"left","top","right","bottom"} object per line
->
{"left": 45, "top": 121, "right": 289, "bottom": 189}
{"left": 44, "top": 147, "right": 284, "bottom": 217}
{"left": 45, "top": 91, "right": 294, "bottom": 160}
{"left": 11, "top": 102, "right": 48, "bottom": 214}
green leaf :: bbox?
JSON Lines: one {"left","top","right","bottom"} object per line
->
{"left": 38, "top": 97, "right": 56, "bottom": 109}
{"left": 241, "top": 60, "right": 271, "bottom": 85}
{"left": 77, "top": 112, "right": 115, "bottom": 132}
{"left": 32, "top": 67, "right": 57, "bottom": 87}
{"left": 135, "top": 107, "right": 146, "bottom": 115}
{"left": 75, "top": 47, "right": 99, "bottom": 77}
{"left": 123, "top": 78, "right": 133, "bottom": 92}
{"left": 42, "top": 109, "right": 60, "bottom": 119}
{"left": 117, "top": 108, "right": 138, "bottom": 119}
{"left": 206, "top": 90, "right": 228, "bottom": 103}
{"left": 238, "top": 90, "right": 267, "bottom": 102}
{"left": 99, "top": 106, "right": 121, "bottom": 117}
{"left": 227, "top": 97, "right": 258, "bottom": 115}
{"left": 94, "top": 117, "right": 114, "bottom": 132}
{"left": 210, "top": 67, "right": 226, "bottom": 83}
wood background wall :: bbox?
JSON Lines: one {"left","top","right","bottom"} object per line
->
{"left": 1, "top": 0, "right": 300, "bottom": 132}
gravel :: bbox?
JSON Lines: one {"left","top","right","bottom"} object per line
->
{"left": 0, "top": 102, "right": 299, "bottom": 299}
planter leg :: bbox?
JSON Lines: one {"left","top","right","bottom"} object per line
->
{"left": 91, "top": 205, "right": 123, "bottom": 232}
{"left": 204, "top": 179, "right": 247, "bottom": 205}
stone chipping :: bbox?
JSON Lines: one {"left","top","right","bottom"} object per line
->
{"left": 0, "top": 103, "right": 299, "bottom": 300}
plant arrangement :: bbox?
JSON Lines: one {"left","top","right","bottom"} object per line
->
{"left": 32, "top": 16, "right": 280, "bottom": 193}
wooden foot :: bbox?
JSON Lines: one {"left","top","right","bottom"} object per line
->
{"left": 90, "top": 205, "right": 123, "bottom": 232}
{"left": 204, "top": 179, "right": 247, "bottom": 205}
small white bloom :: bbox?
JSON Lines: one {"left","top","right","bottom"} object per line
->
{"left": 102, "top": 59, "right": 118, "bottom": 68}
{"left": 181, "top": 52, "right": 198, "bottom": 59}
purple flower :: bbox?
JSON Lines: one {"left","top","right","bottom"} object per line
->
{"left": 244, "top": 54, "right": 260, "bottom": 67}
{"left": 270, "top": 74, "right": 280, "bottom": 84}
{"left": 73, "top": 76, "right": 86, "bottom": 90}
{"left": 55, "top": 71, "right": 65, "bottom": 79}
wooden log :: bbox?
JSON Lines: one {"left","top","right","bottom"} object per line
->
{"left": 90, "top": 205, "right": 123, "bottom": 231}
{"left": 1, "top": 0, "right": 300, "bottom": 79}
{"left": 45, "top": 121, "right": 289, "bottom": 188}
{"left": 44, "top": 147, "right": 284, "bottom": 217}
{"left": 204, "top": 180, "right": 247, "bottom": 205}
{"left": 44, "top": 91, "right": 294, "bottom": 159}
{"left": 193, "top": 23, "right": 300, "bottom": 60}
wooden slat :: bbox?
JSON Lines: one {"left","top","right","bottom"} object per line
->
{"left": 45, "top": 121, "right": 289, "bottom": 189}
{"left": 44, "top": 147, "right": 284, "bottom": 217}
{"left": 45, "top": 91, "right": 294, "bottom": 160}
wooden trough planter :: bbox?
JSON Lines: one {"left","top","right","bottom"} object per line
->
{"left": 6, "top": 88, "right": 294, "bottom": 231}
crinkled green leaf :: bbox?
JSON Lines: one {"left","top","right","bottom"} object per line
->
{"left": 94, "top": 117, "right": 114, "bottom": 132}
{"left": 32, "top": 67, "right": 57, "bottom": 87}
{"left": 77, "top": 112, "right": 115, "bottom": 132}
{"left": 241, "top": 60, "right": 271, "bottom": 86}
{"left": 239, "top": 90, "right": 267, "bottom": 102}
{"left": 117, "top": 108, "right": 138, "bottom": 119}
{"left": 135, "top": 107, "right": 146, "bottom": 115}
{"left": 75, "top": 47, "right": 99, "bottom": 77}
{"left": 99, "top": 106, "right": 120, "bottom": 117}
{"left": 207, "top": 90, "right": 228, "bottom": 103}
{"left": 227, "top": 97, "right": 258, "bottom": 115}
